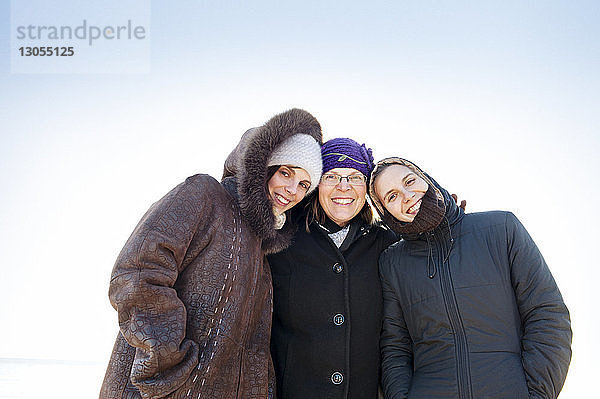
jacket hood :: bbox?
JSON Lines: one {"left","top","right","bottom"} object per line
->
{"left": 369, "top": 157, "right": 463, "bottom": 240}
{"left": 222, "top": 108, "right": 323, "bottom": 254}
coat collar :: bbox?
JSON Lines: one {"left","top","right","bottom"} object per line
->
{"left": 313, "top": 216, "right": 375, "bottom": 252}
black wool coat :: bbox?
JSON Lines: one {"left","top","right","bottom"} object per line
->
{"left": 379, "top": 184, "right": 572, "bottom": 399}
{"left": 268, "top": 213, "right": 396, "bottom": 399}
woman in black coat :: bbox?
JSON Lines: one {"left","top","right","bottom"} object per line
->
{"left": 369, "top": 157, "right": 572, "bottom": 399}
{"left": 268, "top": 138, "right": 396, "bottom": 399}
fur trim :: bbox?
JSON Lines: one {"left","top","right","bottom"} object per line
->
{"left": 223, "top": 109, "right": 323, "bottom": 254}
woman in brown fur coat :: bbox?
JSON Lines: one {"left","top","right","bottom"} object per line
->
{"left": 100, "top": 109, "right": 323, "bottom": 399}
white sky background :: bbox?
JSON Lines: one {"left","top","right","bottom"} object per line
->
{"left": 1, "top": 1, "right": 598, "bottom": 397}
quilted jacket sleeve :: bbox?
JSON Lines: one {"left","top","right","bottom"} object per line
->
{"left": 506, "top": 212, "right": 572, "bottom": 399}
{"left": 379, "top": 250, "right": 413, "bottom": 399}
{"left": 108, "top": 175, "right": 216, "bottom": 398}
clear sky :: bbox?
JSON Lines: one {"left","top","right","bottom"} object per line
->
{"left": 1, "top": 1, "right": 598, "bottom": 397}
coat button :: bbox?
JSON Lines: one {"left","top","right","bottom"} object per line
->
{"left": 333, "top": 313, "right": 345, "bottom": 326}
{"left": 331, "top": 371, "right": 343, "bottom": 385}
{"left": 332, "top": 263, "right": 343, "bottom": 274}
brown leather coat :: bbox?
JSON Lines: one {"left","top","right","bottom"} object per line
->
{"left": 100, "top": 109, "right": 322, "bottom": 399}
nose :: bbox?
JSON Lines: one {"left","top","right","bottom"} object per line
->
{"left": 336, "top": 177, "right": 351, "bottom": 190}
{"left": 285, "top": 181, "right": 298, "bottom": 195}
{"left": 400, "top": 187, "right": 413, "bottom": 202}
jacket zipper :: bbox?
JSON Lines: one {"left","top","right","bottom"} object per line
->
{"left": 435, "top": 232, "right": 472, "bottom": 399}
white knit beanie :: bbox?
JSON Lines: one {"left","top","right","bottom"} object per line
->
{"left": 267, "top": 134, "right": 323, "bottom": 194}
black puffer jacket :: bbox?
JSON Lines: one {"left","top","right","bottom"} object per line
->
{"left": 268, "top": 210, "right": 396, "bottom": 399}
{"left": 378, "top": 179, "right": 572, "bottom": 399}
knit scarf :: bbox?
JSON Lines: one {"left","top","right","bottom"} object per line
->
{"left": 382, "top": 185, "right": 445, "bottom": 238}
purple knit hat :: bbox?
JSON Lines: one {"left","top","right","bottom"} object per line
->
{"left": 321, "top": 137, "right": 374, "bottom": 178}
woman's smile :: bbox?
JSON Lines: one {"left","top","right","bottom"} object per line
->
{"left": 331, "top": 197, "right": 355, "bottom": 206}
{"left": 406, "top": 198, "right": 422, "bottom": 215}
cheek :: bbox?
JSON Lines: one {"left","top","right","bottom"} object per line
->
{"left": 266, "top": 184, "right": 275, "bottom": 198}
{"left": 387, "top": 203, "right": 403, "bottom": 219}
{"left": 354, "top": 189, "right": 367, "bottom": 206}
{"left": 318, "top": 187, "right": 331, "bottom": 205}
{"left": 354, "top": 196, "right": 367, "bottom": 210}
{"left": 294, "top": 190, "right": 307, "bottom": 203}
{"left": 396, "top": 203, "right": 406, "bottom": 216}
{"left": 267, "top": 175, "right": 280, "bottom": 193}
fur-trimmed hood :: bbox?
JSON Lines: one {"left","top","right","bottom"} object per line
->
{"left": 222, "top": 108, "right": 323, "bottom": 254}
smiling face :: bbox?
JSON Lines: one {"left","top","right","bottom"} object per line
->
{"left": 318, "top": 167, "right": 367, "bottom": 227}
{"left": 374, "top": 164, "right": 429, "bottom": 223}
{"left": 267, "top": 165, "right": 311, "bottom": 215}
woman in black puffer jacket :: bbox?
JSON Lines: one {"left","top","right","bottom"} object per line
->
{"left": 369, "top": 157, "right": 572, "bottom": 399}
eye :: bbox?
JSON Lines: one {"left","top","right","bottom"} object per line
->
{"left": 279, "top": 168, "right": 290, "bottom": 177}
{"left": 386, "top": 193, "right": 397, "bottom": 203}
{"left": 299, "top": 181, "right": 310, "bottom": 191}
{"left": 323, "top": 174, "right": 338, "bottom": 181}
{"left": 349, "top": 175, "right": 366, "bottom": 183}
{"left": 405, "top": 177, "right": 415, "bottom": 186}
